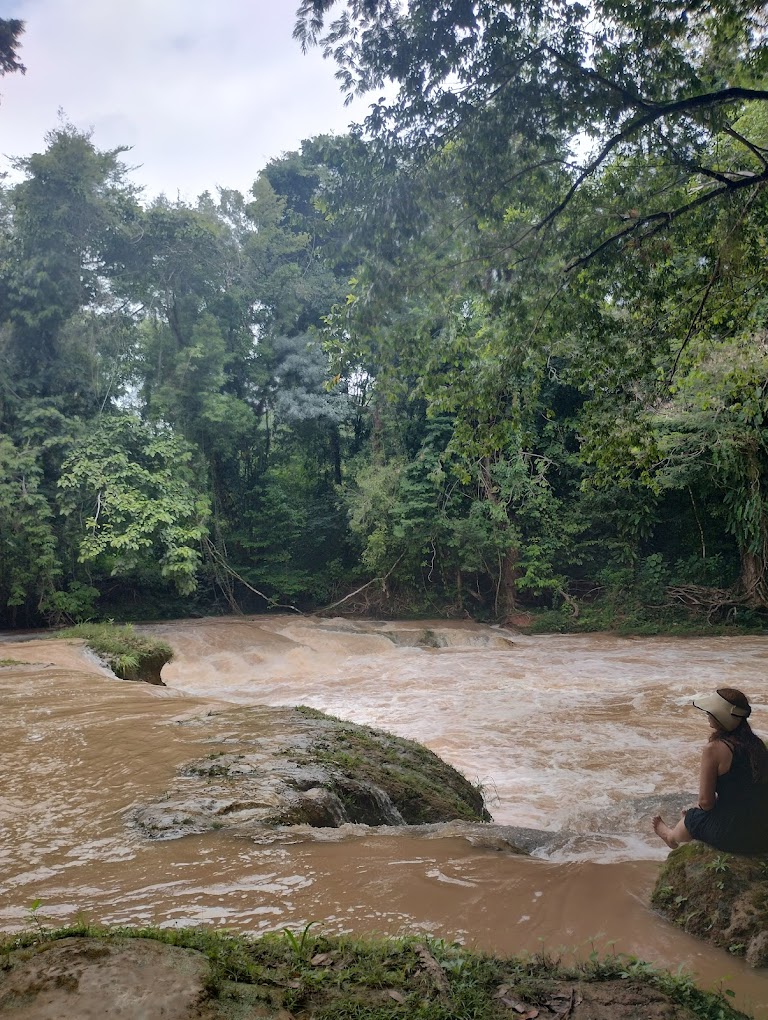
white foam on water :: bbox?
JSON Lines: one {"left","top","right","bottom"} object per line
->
{"left": 146, "top": 619, "right": 768, "bottom": 859}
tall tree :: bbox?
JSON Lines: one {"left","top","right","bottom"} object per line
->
{"left": 0, "top": 128, "right": 208, "bottom": 625}
{"left": 1, "top": 123, "right": 140, "bottom": 401}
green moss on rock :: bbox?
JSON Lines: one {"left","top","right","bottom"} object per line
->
{"left": 293, "top": 707, "right": 490, "bottom": 824}
{"left": 652, "top": 842, "right": 768, "bottom": 966}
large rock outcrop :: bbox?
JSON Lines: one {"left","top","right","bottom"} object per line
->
{"left": 652, "top": 842, "right": 768, "bottom": 967}
{"left": 132, "top": 705, "right": 491, "bottom": 838}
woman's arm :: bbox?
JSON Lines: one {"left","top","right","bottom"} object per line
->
{"left": 697, "top": 742, "right": 728, "bottom": 810}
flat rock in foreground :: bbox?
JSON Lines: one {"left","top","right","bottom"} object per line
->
{"left": 132, "top": 705, "right": 490, "bottom": 838}
{"left": 0, "top": 937, "right": 208, "bottom": 1019}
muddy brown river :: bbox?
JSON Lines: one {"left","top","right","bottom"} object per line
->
{"left": 2, "top": 617, "right": 768, "bottom": 1015}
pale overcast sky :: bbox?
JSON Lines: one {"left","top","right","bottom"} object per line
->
{"left": 0, "top": 0, "right": 373, "bottom": 201}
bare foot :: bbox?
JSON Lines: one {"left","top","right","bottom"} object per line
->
{"left": 653, "top": 815, "right": 679, "bottom": 849}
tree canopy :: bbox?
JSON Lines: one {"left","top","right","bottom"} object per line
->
{"left": 295, "top": 0, "right": 768, "bottom": 266}
{"left": 1, "top": 10, "right": 767, "bottom": 629}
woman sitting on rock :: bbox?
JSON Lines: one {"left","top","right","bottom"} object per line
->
{"left": 653, "top": 688, "right": 768, "bottom": 854}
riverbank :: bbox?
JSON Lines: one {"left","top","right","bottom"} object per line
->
{"left": 519, "top": 607, "right": 768, "bottom": 637}
{"left": 0, "top": 925, "right": 753, "bottom": 1020}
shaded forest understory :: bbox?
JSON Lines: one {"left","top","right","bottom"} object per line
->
{"left": 2, "top": 4, "right": 768, "bottom": 632}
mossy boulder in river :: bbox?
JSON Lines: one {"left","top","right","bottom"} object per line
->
{"left": 652, "top": 842, "right": 768, "bottom": 966}
{"left": 132, "top": 705, "right": 490, "bottom": 838}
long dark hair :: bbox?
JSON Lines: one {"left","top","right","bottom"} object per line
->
{"left": 710, "top": 687, "right": 768, "bottom": 783}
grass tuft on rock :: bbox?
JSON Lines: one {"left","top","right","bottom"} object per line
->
{"left": 55, "top": 623, "right": 173, "bottom": 684}
{"left": 0, "top": 924, "right": 752, "bottom": 1020}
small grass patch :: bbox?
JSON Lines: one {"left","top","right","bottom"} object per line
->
{"left": 54, "top": 623, "right": 173, "bottom": 684}
{"left": 0, "top": 925, "right": 750, "bottom": 1020}
{"left": 0, "top": 658, "right": 28, "bottom": 667}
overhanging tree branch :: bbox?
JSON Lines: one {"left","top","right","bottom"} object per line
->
{"left": 538, "top": 88, "right": 768, "bottom": 234}
{"left": 566, "top": 168, "right": 768, "bottom": 271}
{"left": 723, "top": 125, "right": 768, "bottom": 168}
{"left": 205, "top": 539, "right": 304, "bottom": 614}
{"left": 668, "top": 184, "right": 763, "bottom": 382}
{"left": 314, "top": 553, "right": 404, "bottom": 613}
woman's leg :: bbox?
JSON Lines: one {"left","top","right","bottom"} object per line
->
{"left": 652, "top": 812, "right": 693, "bottom": 850}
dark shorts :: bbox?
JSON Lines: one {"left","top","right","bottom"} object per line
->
{"left": 684, "top": 806, "right": 768, "bottom": 856}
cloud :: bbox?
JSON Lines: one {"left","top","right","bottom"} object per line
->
{"left": 0, "top": 0, "right": 372, "bottom": 200}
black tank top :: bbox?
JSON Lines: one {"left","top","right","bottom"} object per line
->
{"left": 714, "top": 739, "right": 768, "bottom": 844}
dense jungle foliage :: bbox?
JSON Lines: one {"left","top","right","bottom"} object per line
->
{"left": 1, "top": 5, "right": 767, "bottom": 629}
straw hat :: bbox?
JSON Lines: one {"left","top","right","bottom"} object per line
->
{"left": 693, "top": 691, "right": 751, "bottom": 732}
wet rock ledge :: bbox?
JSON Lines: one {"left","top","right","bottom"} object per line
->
{"left": 652, "top": 842, "right": 768, "bottom": 967}
{"left": 132, "top": 705, "right": 491, "bottom": 838}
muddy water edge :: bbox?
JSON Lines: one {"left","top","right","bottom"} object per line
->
{"left": 2, "top": 617, "right": 768, "bottom": 1017}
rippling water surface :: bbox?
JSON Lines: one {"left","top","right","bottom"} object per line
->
{"left": 2, "top": 616, "right": 768, "bottom": 1016}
